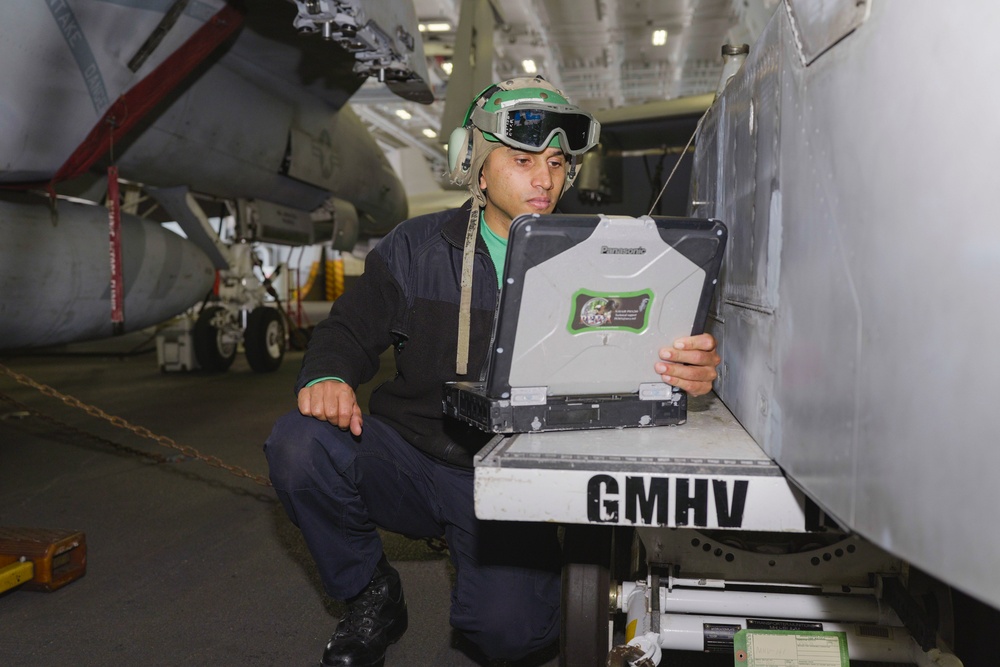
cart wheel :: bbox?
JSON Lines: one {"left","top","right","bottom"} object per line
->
{"left": 245, "top": 306, "right": 285, "bottom": 373}
{"left": 561, "top": 525, "right": 613, "bottom": 667}
{"left": 193, "top": 306, "right": 236, "bottom": 372}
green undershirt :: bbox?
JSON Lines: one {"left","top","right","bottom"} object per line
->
{"left": 479, "top": 211, "right": 508, "bottom": 289}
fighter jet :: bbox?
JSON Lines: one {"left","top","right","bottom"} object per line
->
{"left": 0, "top": 0, "right": 429, "bottom": 370}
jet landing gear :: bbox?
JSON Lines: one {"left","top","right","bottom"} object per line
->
{"left": 190, "top": 304, "right": 286, "bottom": 374}
{"left": 147, "top": 187, "right": 292, "bottom": 374}
{"left": 193, "top": 306, "right": 238, "bottom": 372}
{"left": 244, "top": 306, "right": 285, "bottom": 373}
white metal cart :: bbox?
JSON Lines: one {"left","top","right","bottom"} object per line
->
{"left": 473, "top": 394, "right": 961, "bottom": 667}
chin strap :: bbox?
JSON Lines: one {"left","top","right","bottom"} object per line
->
{"left": 455, "top": 204, "right": 480, "bottom": 375}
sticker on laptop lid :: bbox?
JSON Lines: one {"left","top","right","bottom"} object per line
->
{"left": 568, "top": 289, "right": 653, "bottom": 333}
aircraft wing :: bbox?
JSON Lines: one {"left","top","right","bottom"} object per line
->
{"left": 0, "top": 0, "right": 425, "bottom": 350}
{"left": 0, "top": 0, "right": 241, "bottom": 185}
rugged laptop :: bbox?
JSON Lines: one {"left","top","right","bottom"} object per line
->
{"left": 443, "top": 213, "right": 727, "bottom": 433}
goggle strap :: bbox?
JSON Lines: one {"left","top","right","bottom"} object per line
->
{"left": 463, "top": 84, "right": 502, "bottom": 128}
{"left": 469, "top": 106, "right": 501, "bottom": 134}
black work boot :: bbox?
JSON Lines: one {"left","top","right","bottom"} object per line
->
{"left": 321, "top": 555, "right": 408, "bottom": 667}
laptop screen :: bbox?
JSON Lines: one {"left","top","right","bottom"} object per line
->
{"left": 485, "top": 214, "right": 726, "bottom": 398}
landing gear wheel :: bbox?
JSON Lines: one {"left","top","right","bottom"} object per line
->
{"left": 193, "top": 306, "right": 237, "bottom": 372}
{"left": 245, "top": 306, "right": 285, "bottom": 373}
{"left": 561, "top": 525, "right": 613, "bottom": 667}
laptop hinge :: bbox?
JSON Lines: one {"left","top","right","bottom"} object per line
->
{"left": 510, "top": 387, "right": 548, "bottom": 406}
{"left": 638, "top": 382, "right": 681, "bottom": 402}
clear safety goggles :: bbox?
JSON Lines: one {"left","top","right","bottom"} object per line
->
{"left": 469, "top": 101, "right": 601, "bottom": 156}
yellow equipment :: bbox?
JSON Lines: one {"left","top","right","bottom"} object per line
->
{"left": 0, "top": 527, "right": 87, "bottom": 593}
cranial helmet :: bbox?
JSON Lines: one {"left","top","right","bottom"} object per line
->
{"left": 447, "top": 76, "right": 601, "bottom": 203}
{"left": 448, "top": 76, "right": 601, "bottom": 376}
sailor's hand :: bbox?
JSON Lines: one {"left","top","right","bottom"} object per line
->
{"left": 297, "top": 380, "right": 363, "bottom": 435}
{"left": 655, "top": 333, "right": 720, "bottom": 397}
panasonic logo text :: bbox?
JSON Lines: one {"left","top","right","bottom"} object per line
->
{"left": 601, "top": 246, "right": 646, "bottom": 255}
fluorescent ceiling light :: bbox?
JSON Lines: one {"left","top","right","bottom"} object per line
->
{"left": 422, "top": 22, "right": 451, "bottom": 32}
{"left": 522, "top": 59, "right": 537, "bottom": 74}
{"left": 422, "top": 128, "right": 438, "bottom": 138}
{"left": 395, "top": 109, "right": 412, "bottom": 120}
{"left": 652, "top": 29, "right": 667, "bottom": 46}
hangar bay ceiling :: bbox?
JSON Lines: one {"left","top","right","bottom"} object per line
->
{"left": 350, "top": 0, "right": 778, "bottom": 179}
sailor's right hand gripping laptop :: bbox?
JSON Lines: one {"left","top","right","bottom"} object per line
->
{"left": 443, "top": 213, "right": 727, "bottom": 434}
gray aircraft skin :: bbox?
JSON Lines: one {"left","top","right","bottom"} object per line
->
{"left": 1, "top": 196, "right": 216, "bottom": 349}
{"left": 693, "top": 0, "right": 1000, "bottom": 611}
{"left": 0, "top": 0, "right": 420, "bottom": 350}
